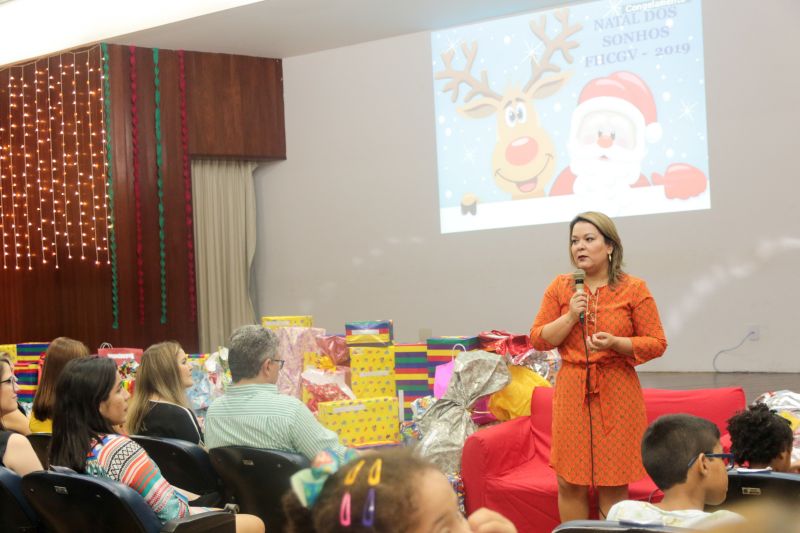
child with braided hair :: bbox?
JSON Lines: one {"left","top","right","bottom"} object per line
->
{"left": 727, "top": 403, "right": 799, "bottom": 473}
{"left": 283, "top": 447, "right": 516, "bottom": 533}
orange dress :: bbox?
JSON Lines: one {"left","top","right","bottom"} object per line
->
{"left": 530, "top": 273, "right": 666, "bottom": 486}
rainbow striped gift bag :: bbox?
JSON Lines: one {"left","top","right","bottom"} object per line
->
{"left": 14, "top": 363, "right": 40, "bottom": 402}
{"left": 15, "top": 342, "right": 49, "bottom": 365}
{"left": 426, "top": 336, "right": 479, "bottom": 388}
{"left": 394, "top": 343, "right": 430, "bottom": 420}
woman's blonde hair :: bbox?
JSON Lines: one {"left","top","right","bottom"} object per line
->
{"left": 569, "top": 211, "right": 625, "bottom": 287}
{"left": 125, "top": 341, "right": 189, "bottom": 435}
{"left": 32, "top": 337, "right": 90, "bottom": 422}
{"left": 0, "top": 354, "right": 14, "bottom": 428}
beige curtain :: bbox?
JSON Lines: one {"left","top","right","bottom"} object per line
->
{"left": 192, "top": 160, "right": 258, "bottom": 352}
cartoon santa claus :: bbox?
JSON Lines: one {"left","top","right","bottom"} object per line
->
{"left": 549, "top": 71, "right": 707, "bottom": 201}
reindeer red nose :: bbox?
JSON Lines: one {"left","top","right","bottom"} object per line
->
{"left": 597, "top": 135, "right": 614, "bottom": 149}
{"left": 505, "top": 137, "right": 539, "bottom": 166}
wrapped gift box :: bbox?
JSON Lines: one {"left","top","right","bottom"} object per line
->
{"left": 350, "top": 346, "right": 396, "bottom": 399}
{"left": 395, "top": 343, "right": 430, "bottom": 420}
{"left": 426, "top": 336, "right": 479, "bottom": 387}
{"left": 345, "top": 320, "right": 393, "bottom": 346}
{"left": 15, "top": 342, "right": 49, "bottom": 364}
{"left": 261, "top": 315, "right": 313, "bottom": 330}
{"left": 275, "top": 327, "right": 326, "bottom": 399}
{"left": 317, "top": 396, "right": 400, "bottom": 447}
{"left": 14, "top": 363, "right": 39, "bottom": 402}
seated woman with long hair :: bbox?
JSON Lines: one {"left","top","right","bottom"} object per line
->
{"left": 125, "top": 341, "right": 203, "bottom": 444}
{"left": 30, "top": 337, "right": 90, "bottom": 433}
{"left": 50, "top": 357, "right": 263, "bottom": 532}
{"left": 0, "top": 355, "right": 43, "bottom": 476}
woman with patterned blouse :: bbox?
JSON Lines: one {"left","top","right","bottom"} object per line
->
{"left": 50, "top": 357, "right": 264, "bottom": 532}
{"left": 530, "top": 212, "right": 667, "bottom": 523}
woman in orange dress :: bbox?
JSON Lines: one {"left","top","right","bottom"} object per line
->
{"left": 530, "top": 212, "right": 667, "bottom": 523}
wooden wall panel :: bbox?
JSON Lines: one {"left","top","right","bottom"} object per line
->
{"left": 0, "top": 44, "right": 285, "bottom": 352}
{"left": 185, "top": 52, "right": 285, "bottom": 159}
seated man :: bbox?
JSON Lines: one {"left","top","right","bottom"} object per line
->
{"left": 607, "top": 414, "right": 742, "bottom": 529}
{"left": 205, "top": 325, "right": 349, "bottom": 461}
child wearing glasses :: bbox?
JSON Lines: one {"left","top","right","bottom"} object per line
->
{"left": 283, "top": 447, "right": 517, "bottom": 533}
{"left": 607, "top": 414, "right": 742, "bottom": 528}
{"left": 727, "top": 403, "right": 799, "bottom": 473}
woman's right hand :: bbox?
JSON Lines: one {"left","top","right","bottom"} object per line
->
{"left": 569, "top": 291, "right": 588, "bottom": 323}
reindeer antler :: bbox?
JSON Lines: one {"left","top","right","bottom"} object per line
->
{"left": 436, "top": 42, "right": 502, "bottom": 104}
{"left": 524, "top": 8, "right": 582, "bottom": 93}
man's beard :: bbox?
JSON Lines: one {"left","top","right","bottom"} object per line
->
{"left": 569, "top": 141, "right": 643, "bottom": 195}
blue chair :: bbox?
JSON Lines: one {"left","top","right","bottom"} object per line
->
{"left": 554, "top": 520, "right": 685, "bottom": 532}
{"left": 130, "top": 435, "right": 223, "bottom": 505}
{"left": 22, "top": 469, "right": 235, "bottom": 533}
{"left": 0, "top": 466, "right": 40, "bottom": 532}
{"left": 209, "top": 446, "right": 308, "bottom": 532}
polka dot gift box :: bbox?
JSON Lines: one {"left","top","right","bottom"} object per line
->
{"left": 349, "top": 346, "right": 396, "bottom": 399}
{"left": 317, "top": 396, "right": 400, "bottom": 447}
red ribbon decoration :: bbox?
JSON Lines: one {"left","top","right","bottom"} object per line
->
{"left": 178, "top": 50, "right": 197, "bottom": 323}
{"left": 130, "top": 46, "right": 145, "bottom": 325}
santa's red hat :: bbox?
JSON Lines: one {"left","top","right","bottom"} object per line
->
{"left": 575, "top": 71, "right": 662, "bottom": 144}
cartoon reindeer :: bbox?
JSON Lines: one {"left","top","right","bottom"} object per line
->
{"left": 436, "top": 8, "right": 581, "bottom": 203}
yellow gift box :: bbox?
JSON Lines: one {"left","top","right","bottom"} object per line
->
{"left": 317, "top": 396, "right": 400, "bottom": 447}
{"left": 261, "top": 315, "right": 313, "bottom": 329}
{"left": 350, "top": 346, "right": 396, "bottom": 399}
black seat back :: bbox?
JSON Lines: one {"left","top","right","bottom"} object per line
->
{"left": 26, "top": 433, "right": 52, "bottom": 469}
{"left": 209, "top": 446, "right": 308, "bottom": 531}
{"left": 554, "top": 520, "right": 685, "bottom": 532}
{"left": 0, "top": 466, "right": 40, "bottom": 532}
{"left": 22, "top": 469, "right": 162, "bottom": 533}
{"left": 711, "top": 470, "right": 800, "bottom": 509}
{"left": 130, "top": 435, "right": 222, "bottom": 496}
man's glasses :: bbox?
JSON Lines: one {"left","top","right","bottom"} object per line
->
{"left": 687, "top": 452, "right": 735, "bottom": 471}
{"left": 271, "top": 359, "right": 285, "bottom": 370}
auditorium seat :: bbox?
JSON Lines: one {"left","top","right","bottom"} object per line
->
{"left": 0, "top": 466, "right": 40, "bottom": 532}
{"left": 209, "top": 446, "right": 308, "bottom": 532}
{"left": 130, "top": 435, "right": 224, "bottom": 506}
{"left": 26, "top": 433, "right": 52, "bottom": 469}
{"left": 554, "top": 520, "right": 685, "bottom": 532}
{"left": 22, "top": 469, "right": 235, "bottom": 533}
{"left": 708, "top": 470, "right": 800, "bottom": 510}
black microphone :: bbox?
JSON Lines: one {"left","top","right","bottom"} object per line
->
{"left": 573, "top": 269, "right": 586, "bottom": 324}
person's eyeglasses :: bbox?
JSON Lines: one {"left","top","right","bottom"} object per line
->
{"left": 0, "top": 376, "right": 18, "bottom": 387}
{"left": 687, "top": 452, "right": 735, "bottom": 471}
{"left": 271, "top": 359, "right": 286, "bottom": 370}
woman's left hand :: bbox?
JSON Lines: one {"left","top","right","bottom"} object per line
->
{"left": 587, "top": 332, "right": 618, "bottom": 352}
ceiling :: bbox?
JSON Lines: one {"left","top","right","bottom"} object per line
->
{"left": 106, "top": 0, "right": 577, "bottom": 59}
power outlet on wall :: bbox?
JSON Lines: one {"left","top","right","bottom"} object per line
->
{"left": 746, "top": 325, "right": 760, "bottom": 341}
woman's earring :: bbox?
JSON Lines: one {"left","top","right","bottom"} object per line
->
{"left": 608, "top": 252, "right": 612, "bottom": 263}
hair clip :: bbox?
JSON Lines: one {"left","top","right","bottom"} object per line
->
{"left": 367, "top": 458, "right": 382, "bottom": 486}
{"left": 344, "top": 459, "right": 365, "bottom": 486}
{"left": 339, "top": 491, "right": 352, "bottom": 526}
{"left": 361, "top": 488, "right": 376, "bottom": 527}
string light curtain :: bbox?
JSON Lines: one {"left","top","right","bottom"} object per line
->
{"left": 0, "top": 45, "right": 109, "bottom": 271}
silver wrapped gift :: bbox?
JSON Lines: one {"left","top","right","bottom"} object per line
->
{"left": 417, "top": 350, "right": 510, "bottom": 473}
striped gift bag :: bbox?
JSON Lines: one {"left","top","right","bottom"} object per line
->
{"left": 394, "top": 343, "right": 430, "bottom": 421}
{"left": 426, "top": 336, "right": 479, "bottom": 388}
